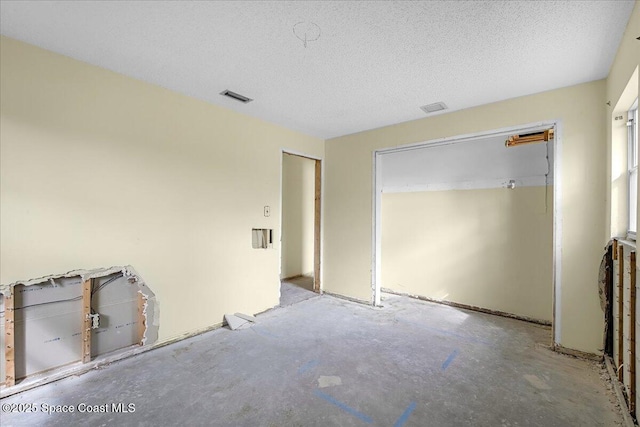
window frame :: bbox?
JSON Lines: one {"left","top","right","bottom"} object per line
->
{"left": 628, "top": 98, "right": 638, "bottom": 240}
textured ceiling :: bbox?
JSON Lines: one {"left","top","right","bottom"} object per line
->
{"left": 0, "top": 1, "right": 635, "bottom": 139}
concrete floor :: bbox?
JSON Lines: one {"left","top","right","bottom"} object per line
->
{"left": 0, "top": 290, "right": 624, "bottom": 426}
{"left": 280, "top": 276, "right": 316, "bottom": 307}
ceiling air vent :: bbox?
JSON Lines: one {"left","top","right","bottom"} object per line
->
{"left": 220, "top": 90, "right": 253, "bottom": 104}
{"left": 420, "top": 102, "right": 447, "bottom": 114}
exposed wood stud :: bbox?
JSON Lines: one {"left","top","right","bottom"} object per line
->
{"left": 82, "top": 279, "right": 92, "bottom": 363}
{"left": 619, "top": 245, "right": 625, "bottom": 381}
{"left": 5, "top": 287, "right": 16, "bottom": 387}
{"left": 630, "top": 251, "right": 636, "bottom": 416}
{"left": 505, "top": 128, "right": 554, "bottom": 147}
{"left": 606, "top": 244, "right": 615, "bottom": 355}
{"left": 614, "top": 239, "right": 618, "bottom": 260}
{"left": 313, "top": 159, "right": 322, "bottom": 293}
{"left": 137, "top": 292, "right": 146, "bottom": 346}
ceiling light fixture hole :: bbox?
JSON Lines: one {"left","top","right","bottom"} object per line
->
{"left": 293, "top": 22, "right": 321, "bottom": 48}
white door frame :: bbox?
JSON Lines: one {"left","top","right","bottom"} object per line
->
{"left": 371, "top": 120, "right": 563, "bottom": 345}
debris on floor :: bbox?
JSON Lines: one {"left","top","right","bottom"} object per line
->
{"left": 234, "top": 312, "right": 258, "bottom": 323}
{"left": 224, "top": 313, "right": 256, "bottom": 330}
{"left": 318, "top": 375, "right": 342, "bottom": 388}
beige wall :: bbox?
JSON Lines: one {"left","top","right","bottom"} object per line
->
{"left": 382, "top": 186, "right": 553, "bottom": 322}
{"left": 606, "top": 2, "right": 640, "bottom": 117}
{"left": 281, "top": 154, "right": 315, "bottom": 279}
{"left": 325, "top": 80, "right": 606, "bottom": 353}
{"left": 0, "top": 37, "right": 324, "bottom": 343}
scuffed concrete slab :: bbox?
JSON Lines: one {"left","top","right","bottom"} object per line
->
{"left": 524, "top": 374, "right": 552, "bottom": 390}
{"left": 0, "top": 292, "right": 626, "bottom": 427}
{"left": 280, "top": 277, "right": 318, "bottom": 307}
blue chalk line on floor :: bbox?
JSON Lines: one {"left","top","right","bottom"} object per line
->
{"left": 298, "top": 360, "right": 320, "bottom": 374}
{"left": 442, "top": 349, "right": 459, "bottom": 370}
{"left": 394, "top": 402, "right": 417, "bottom": 427}
{"left": 313, "top": 389, "right": 373, "bottom": 424}
{"left": 251, "top": 326, "right": 280, "bottom": 338}
{"left": 396, "top": 317, "right": 493, "bottom": 346}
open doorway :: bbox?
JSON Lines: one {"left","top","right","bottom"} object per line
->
{"left": 372, "top": 121, "right": 562, "bottom": 346}
{"left": 280, "top": 152, "right": 322, "bottom": 306}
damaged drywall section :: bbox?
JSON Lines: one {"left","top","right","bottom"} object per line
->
{"left": 135, "top": 277, "right": 159, "bottom": 347}
{"left": 0, "top": 265, "right": 158, "bottom": 388}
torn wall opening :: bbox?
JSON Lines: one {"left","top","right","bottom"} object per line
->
{"left": 1, "top": 265, "right": 158, "bottom": 387}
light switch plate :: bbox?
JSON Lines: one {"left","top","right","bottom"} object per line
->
{"left": 264, "top": 206, "right": 270, "bottom": 217}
